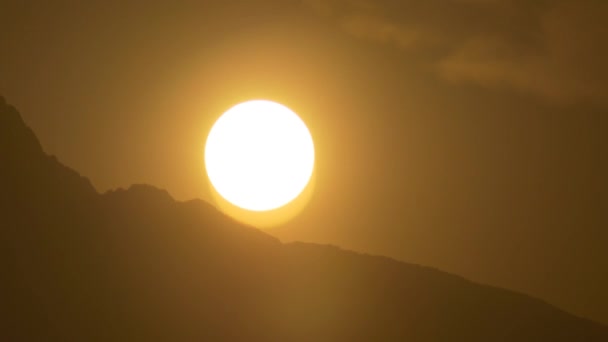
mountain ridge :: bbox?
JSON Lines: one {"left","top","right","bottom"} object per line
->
{"left": 2, "top": 96, "right": 607, "bottom": 341}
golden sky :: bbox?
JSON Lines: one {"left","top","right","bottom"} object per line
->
{"left": 1, "top": 0, "right": 607, "bottom": 324}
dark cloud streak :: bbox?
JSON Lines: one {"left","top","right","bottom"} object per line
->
{"left": 306, "top": 0, "right": 608, "bottom": 107}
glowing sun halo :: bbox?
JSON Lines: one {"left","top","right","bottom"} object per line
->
{"left": 205, "top": 100, "right": 315, "bottom": 212}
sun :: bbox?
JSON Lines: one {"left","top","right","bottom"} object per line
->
{"left": 205, "top": 100, "right": 315, "bottom": 212}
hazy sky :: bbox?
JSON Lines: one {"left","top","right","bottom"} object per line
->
{"left": 1, "top": 0, "right": 606, "bottom": 324}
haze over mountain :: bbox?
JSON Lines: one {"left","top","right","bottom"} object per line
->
{"left": 2, "top": 96, "right": 607, "bottom": 341}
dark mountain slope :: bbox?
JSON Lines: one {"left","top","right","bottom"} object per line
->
{"left": 2, "top": 96, "right": 607, "bottom": 341}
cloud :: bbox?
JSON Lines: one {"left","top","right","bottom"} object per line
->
{"left": 339, "top": 13, "right": 421, "bottom": 49}
{"left": 305, "top": 0, "right": 608, "bottom": 106}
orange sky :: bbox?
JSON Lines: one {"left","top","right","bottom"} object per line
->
{"left": 1, "top": 0, "right": 607, "bottom": 324}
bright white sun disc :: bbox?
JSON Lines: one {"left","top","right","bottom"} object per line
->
{"left": 205, "top": 100, "right": 315, "bottom": 212}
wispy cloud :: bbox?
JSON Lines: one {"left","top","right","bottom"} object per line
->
{"left": 305, "top": 0, "right": 608, "bottom": 106}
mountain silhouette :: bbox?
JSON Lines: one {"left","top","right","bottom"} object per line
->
{"left": 2, "top": 96, "right": 607, "bottom": 341}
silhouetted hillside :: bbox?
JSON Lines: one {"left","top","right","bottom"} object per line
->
{"left": 2, "top": 96, "right": 607, "bottom": 341}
